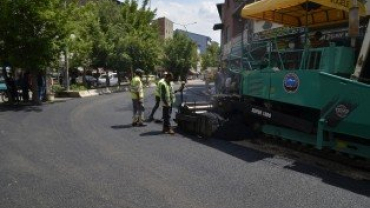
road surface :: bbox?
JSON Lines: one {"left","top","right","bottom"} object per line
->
{"left": 0, "top": 80, "right": 369, "bottom": 208}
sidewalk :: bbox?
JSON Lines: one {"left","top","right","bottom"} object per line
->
{"left": 0, "top": 79, "right": 208, "bottom": 105}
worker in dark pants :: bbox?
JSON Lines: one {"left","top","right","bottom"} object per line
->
{"left": 160, "top": 72, "right": 175, "bottom": 134}
{"left": 147, "top": 75, "right": 165, "bottom": 122}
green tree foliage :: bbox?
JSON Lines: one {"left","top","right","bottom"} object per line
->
{"left": 78, "top": 0, "right": 160, "bottom": 76}
{"left": 200, "top": 42, "right": 220, "bottom": 70}
{"left": 0, "top": 0, "right": 67, "bottom": 102}
{"left": 0, "top": 0, "right": 66, "bottom": 70}
{"left": 65, "top": 2, "right": 97, "bottom": 70}
{"left": 108, "top": 0, "right": 161, "bottom": 75}
{"left": 162, "top": 32, "right": 198, "bottom": 81}
{"left": 0, "top": 0, "right": 162, "bottom": 100}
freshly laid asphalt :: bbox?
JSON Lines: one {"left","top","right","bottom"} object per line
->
{"left": 0, "top": 80, "right": 369, "bottom": 208}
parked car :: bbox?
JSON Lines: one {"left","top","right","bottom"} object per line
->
{"left": 98, "top": 73, "right": 119, "bottom": 87}
{"left": 74, "top": 75, "right": 98, "bottom": 88}
{"left": 85, "top": 75, "right": 98, "bottom": 88}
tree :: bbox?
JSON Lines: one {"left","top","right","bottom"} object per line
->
{"left": 65, "top": 2, "right": 96, "bottom": 72}
{"left": 201, "top": 42, "right": 220, "bottom": 70}
{"left": 162, "top": 32, "right": 198, "bottom": 81}
{"left": 112, "top": 0, "right": 161, "bottom": 75}
{"left": 84, "top": 0, "right": 160, "bottom": 76}
{"left": 0, "top": 0, "right": 67, "bottom": 103}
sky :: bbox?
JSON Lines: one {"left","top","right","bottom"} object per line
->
{"left": 137, "top": 0, "right": 224, "bottom": 43}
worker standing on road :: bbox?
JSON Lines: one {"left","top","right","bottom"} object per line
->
{"left": 147, "top": 74, "right": 166, "bottom": 122}
{"left": 130, "top": 68, "right": 145, "bottom": 127}
{"left": 160, "top": 72, "right": 175, "bottom": 134}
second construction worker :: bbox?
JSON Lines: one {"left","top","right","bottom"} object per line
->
{"left": 130, "top": 68, "right": 145, "bottom": 126}
{"left": 147, "top": 75, "right": 165, "bottom": 122}
{"left": 160, "top": 72, "right": 175, "bottom": 134}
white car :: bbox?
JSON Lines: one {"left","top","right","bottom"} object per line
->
{"left": 98, "top": 73, "right": 119, "bottom": 87}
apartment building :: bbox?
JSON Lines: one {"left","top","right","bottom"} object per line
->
{"left": 154, "top": 17, "right": 174, "bottom": 40}
{"left": 175, "top": 29, "right": 212, "bottom": 54}
{"left": 213, "top": 0, "right": 250, "bottom": 62}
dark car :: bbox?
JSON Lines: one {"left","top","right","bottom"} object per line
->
{"left": 76, "top": 75, "right": 98, "bottom": 88}
{"left": 85, "top": 75, "right": 98, "bottom": 88}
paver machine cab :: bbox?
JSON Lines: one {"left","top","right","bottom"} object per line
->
{"left": 211, "top": 0, "right": 370, "bottom": 158}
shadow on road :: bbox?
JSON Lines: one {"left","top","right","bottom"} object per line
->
{"left": 140, "top": 131, "right": 163, "bottom": 136}
{"left": 0, "top": 103, "right": 43, "bottom": 112}
{"left": 176, "top": 128, "right": 370, "bottom": 197}
{"left": 286, "top": 162, "right": 370, "bottom": 197}
{"left": 175, "top": 128, "right": 272, "bottom": 163}
{"left": 111, "top": 124, "right": 133, "bottom": 129}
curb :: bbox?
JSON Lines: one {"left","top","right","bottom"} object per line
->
{"left": 56, "top": 85, "right": 131, "bottom": 98}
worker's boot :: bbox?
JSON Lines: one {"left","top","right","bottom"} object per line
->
{"left": 167, "top": 128, "right": 175, "bottom": 135}
{"left": 163, "top": 127, "right": 175, "bottom": 135}
{"left": 146, "top": 116, "right": 154, "bottom": 122}
{"left": 132, "top": 116, "right": 138, "bottom": 126}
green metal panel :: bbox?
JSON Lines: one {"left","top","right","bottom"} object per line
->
{"left": 241, "top": 46, "right": 356, "bottom": 110}
{"left": 269, "top": 71, "right": 321, "bottom": 109}
{"left": 319, "top": 73, "right": 370, "bottom": 139}
{"left": 241, "top": 70, "right": 271, "bottom": 100}
{"left": 320, "top": 47, "right": 355, "bottom": 74}
{"left": 262, "top": 125, "right": 317, "bottom": 145}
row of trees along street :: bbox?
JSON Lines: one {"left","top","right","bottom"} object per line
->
{"left": 0, "top": 0, "right": 220, "bottom": 104}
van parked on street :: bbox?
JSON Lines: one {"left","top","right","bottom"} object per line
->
{"left": 98, "top": 73, "right": 119, "bottom": 87}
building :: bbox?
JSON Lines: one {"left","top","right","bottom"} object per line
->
{"left": 154, "top": 17, "right": 174, "bottom": 40}
{"left": 213, "top": 0, "right": 249, "bottom": 62}
{"left": 175, "top": 29, "right": 212, "bottom": 54}
{"left": 154, "top": 17, "right": 212, "bottom": 54}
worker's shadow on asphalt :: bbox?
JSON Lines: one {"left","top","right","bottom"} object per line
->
{"left": 110, "top": 124, "right": 160, "bottom": 133}
{"left": 0, "top": 104, "right": 43, "bottom": 113}
{"left": 111, "top": 124, "right": 136, "bottom": 129}
{"left": 175, "top": 127, "right": 273, "bottom": 163}
{"left": 140, "top": 131, "right": 164, "bottom": 136}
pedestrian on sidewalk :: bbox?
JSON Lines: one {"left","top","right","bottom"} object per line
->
{"left": 37, "top": 71, "right": 46, "bottom": 101}
{"left": 130, "top": 68, "right": 145, "bottom": 127}
{"left": 160, "top": 72, "right": 175, "bottom": 134}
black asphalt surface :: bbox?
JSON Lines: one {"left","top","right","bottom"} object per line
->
{"left": 0, "top": 80, "right": 369, "bottom": 208}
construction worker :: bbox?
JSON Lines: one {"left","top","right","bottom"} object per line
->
{"left": 147, "top": 74, "right": 166, "bottom": 122}
{"left": 130, "top": 68, "right": 145, "bottom": 126}
{"left": 160, "top": 72, "right": 175, "bottom": 134}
